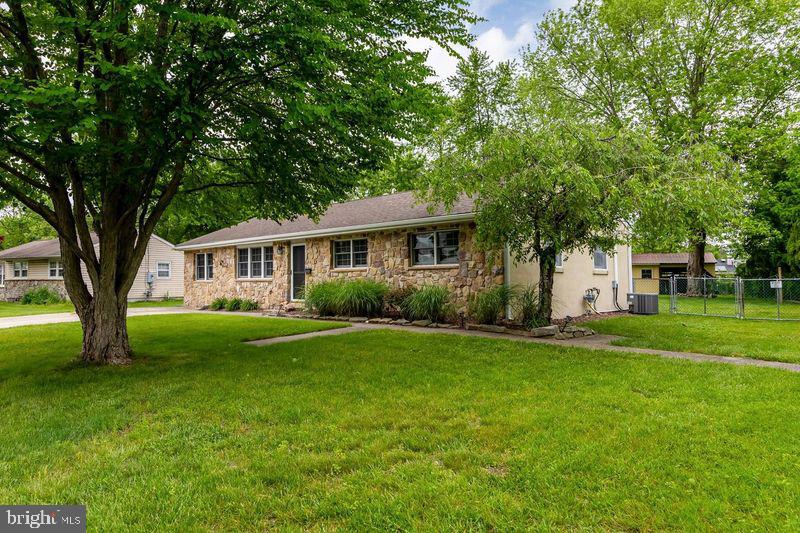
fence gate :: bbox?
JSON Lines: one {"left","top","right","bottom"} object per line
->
{"left": 664, "top": 277, "right": 800, "bottom": 321}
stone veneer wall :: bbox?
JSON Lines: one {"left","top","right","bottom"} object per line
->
{"left": 0, "top": 279, "right": 69, "bottom": 301}
{"left": 184, "top": 222, "right": 504, "bottom": 311}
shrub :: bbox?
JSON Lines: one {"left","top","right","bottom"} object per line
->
{"left": 514, "top": 285, "right": 548, "bottom": 329}
{"left": 209, "top": 297, "right": 228, "bottom": 311}
{"left": 401, "top": 285, "right": 454, "bottom": 323}
{"left": 225, "top": 297, "right": 243, "bottom": 311}
{"left": 304, "top": 281, "right": 342, "bottom": 316}
{"left": 239, "top": 299, "right": 259, "bottom": 312}
{"left": 20, "top": 286, "right": 63, "bottom": 305}
{"left": 384, "top": 286, "right": 417, "bottom": 316}
{"left": 334, "top": 279, "right": 388, "bottom": 317}
{"left": 304, "top": 280, "right": 389, "bottom": 317}
{"left": 469, "top": 285, "right": 516, "bottom": 325}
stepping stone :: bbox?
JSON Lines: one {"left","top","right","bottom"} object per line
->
{"left": 411, "top": 319, "right": 432, "bottom": 327}
{"left": 474, "top": 324, "right": 507, "bottom": 333}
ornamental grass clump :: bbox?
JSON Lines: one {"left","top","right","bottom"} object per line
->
{"left": 401, "top": 285, "right": 454, "bottom": 323}
{"left": 515, "top": 285, "right": 548, "bottom": 329}
{"left": 225, "top": 298, "right": 243, "bottom": 311}
{"left": 333, "top": 279, "right": 389, "bottom": 317}
{"left": 468, "top": 285, "right": 516, "bottom": 325}
{"left": 210, "top": 297, "right": 228, "bottom": 311}
{"left": 239, "top": 299, "right": 259, "bottom": 312}
{"left": 303, "top": 281, "right": 342, "bottom": 316}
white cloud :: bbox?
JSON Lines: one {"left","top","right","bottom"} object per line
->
{"left": 406, "top": 22, "right": 535, "bottom": 82}
{"left": 470, "top": 0, "right": 505, "bottom": 17}
{"left": 474, "top": 22, "right": 535, "bottom": 63}
{"left": 548, "top": 0, "right": 578, "bottom": 10}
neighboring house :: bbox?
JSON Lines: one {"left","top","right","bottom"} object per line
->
{"left": 177, "top": 192, "right": 632, "bottom": 319}
{"left": 0, "top": 234, "right": 184, "bottom": 302}
{"left": 715, "top": 257, "right": 740, "bottom": 276}
{"left": 632, "top": 252, "right": 717, "bottom": 280}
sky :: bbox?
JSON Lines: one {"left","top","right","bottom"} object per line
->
{"left": 407, "top": 0, "right": 578, "bottom": 81}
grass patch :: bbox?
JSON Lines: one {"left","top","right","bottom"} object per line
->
{"left": 592, "top": 312, "right": 800, "bottom": 363}
{"left": 0, "top": 298, "right": 184, "bottom": 318}
{"left": 1, "top": 314, "right": 800, "bottom": 529}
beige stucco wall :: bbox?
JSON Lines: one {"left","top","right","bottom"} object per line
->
{"left": 183, "top": 222, "right": 504, "bottom": 311}
{"left": 509, "top": 243, "right": 632, "bottom": 319}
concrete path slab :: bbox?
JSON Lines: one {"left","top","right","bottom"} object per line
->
{"left": 246, "top": 321, "right": 800, "bottom": 373}
{"left": 0, "top": 307, "right": 191, "bottom": 329}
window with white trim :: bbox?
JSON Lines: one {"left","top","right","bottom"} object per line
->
{"left": 49, "top": 260, "right": 64, "bottom": 278}
{"left": 237, "top": 246, "right": 274, "bottom": 278}
{"left": 195, "top": 253, "right": 213, "bottom": 280}
{"left": 0, "top": 263, "right": 4, "bottom": 286}
{"left": 593, "top": 248, "right": 608, "bottom": 270}
{"left": 157, "top": 262, "right": 171, "bottom": 279}
{"left": 333, "top": 238, "right": 368, "bottom": 269}
{"left": 555, "top": 253, "right": 563, "bottom": 269}
{"left": 13, "top": 261, "right": 28, "bottom": 278}
{"left": 411, "top": 230, "right": 459, "bottom": 266}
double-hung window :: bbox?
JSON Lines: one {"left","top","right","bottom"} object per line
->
{"left": 593, "top": 247, "right": 608, "bottom": 271}
{"left": 237, "top": 246, "right": 274, "bottom": 278}
{"left": 49, "top": 260, "right": 64, "bottom": 278}
{"left": 333, "top": 238, "right": 368, "bottom": 269}
{"left": 195, "top": 253, "right": 214, "bottom": 280}
{"left": 411, "top": 230, "right": 459, "bottom": 266}
{"left": 13, "top": 261, "right": 28, "bottom": 278}
{"left": 157, "top": 262, "right": 171, "bottom": 279}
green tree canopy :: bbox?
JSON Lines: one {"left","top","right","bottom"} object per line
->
{"left": 531, "top": 0, "right": 800, "bottom": 277}
{"left": 0, "top": 0, "right": 474, "bottom": 363}
{"left": 419, "top": 52, "right": 659, "bottom": 323}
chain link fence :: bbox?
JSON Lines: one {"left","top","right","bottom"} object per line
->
{"left": 633, "top": 276, "right": 800, "bottom": 320}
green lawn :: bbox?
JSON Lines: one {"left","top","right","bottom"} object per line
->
{"left": 0, "top": 298, "right": 184, "bottom": 318}
{"left": 2, "top": 315, "right": 800, "bottom": 529}
{"left": 592, "top": 312, "right": 800, "bottom": 363}
{"left": 646, "top": 293, "right": 800, "bottom": 320}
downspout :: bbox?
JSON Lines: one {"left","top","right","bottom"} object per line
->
{"left": 612, "top": 247, "right": 622, "bottom": 311}
{"left": 503, "top": 243, "right": 512, "bottom": 319}
{"left": 627, "top": 243, "right": 633, "bottom": 293}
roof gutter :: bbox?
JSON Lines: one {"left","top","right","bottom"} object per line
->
{"left": 175, "top": 212, "right": 476, "bottom": 251}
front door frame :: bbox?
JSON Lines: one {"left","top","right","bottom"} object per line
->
{"left": 290, "top": 242, "right": 306, "bottom": 301}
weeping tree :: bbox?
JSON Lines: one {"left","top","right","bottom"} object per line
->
{"left": 420, "top": 52, "right": 658, "bottom": 323}
{"left": 0, "top": 0, "right": 473, "bottom": 364}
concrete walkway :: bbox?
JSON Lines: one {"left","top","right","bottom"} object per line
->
{"left": 246, "top": 321, "right": 800, "bottom": 373}
{"left": 0, "top": 306, "right": 191, "bottom": 329}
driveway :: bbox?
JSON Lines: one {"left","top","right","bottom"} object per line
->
{"left": 0, "top": 307, "right": 192, "bottom": 329}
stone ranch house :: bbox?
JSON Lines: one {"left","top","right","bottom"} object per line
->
{"left": 178, "top": 192, "right": 633, "bottom": 319}
{"left": 0, "top": 234, "right": 184, "bottom": 301}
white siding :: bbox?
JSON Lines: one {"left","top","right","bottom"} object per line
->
{"left": 2, "top": 234, "right": 184, "bottom": 301}
{"left": 130, "top": 236, "right": 184, "bottom": 299}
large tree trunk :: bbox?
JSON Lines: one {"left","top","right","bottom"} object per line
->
{"left": 58, "top": 228, "right": 140, "bottom": 365}
{"left": 537, "top": 250, "right": 557, "bottom": 325}
{"left": 79, "top": 295, "right": 131, "bottom": 365}
{"left": 687, "top": 229, "right": 707, "bottom": 296}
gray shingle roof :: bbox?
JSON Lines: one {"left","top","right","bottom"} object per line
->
{"left": 0, "top": 236, "right": 82, "bottom": 260}
{"left": 177, "top": 191, "right": 475, "bottom": 249}
{"left": 0, "top": 233, "right": 172, "bottom": 260}
{"left": 633, "top": 252, "right": 717, "bottom": 265}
